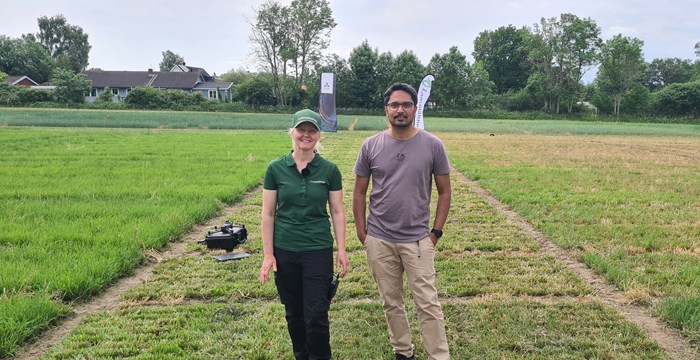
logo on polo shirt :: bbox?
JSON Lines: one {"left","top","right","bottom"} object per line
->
{"left": 309, "top": 180, "right": 326, "bottom": 184}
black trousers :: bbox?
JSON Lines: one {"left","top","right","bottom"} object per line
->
{"left": 274, "top": 247, "right": 333, "bottom": 360}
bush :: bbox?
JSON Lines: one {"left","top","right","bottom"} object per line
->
{"left": 652, "top": 80, "right": 700, "bottom": 117}
{"left": 96, "top": 87, "right": 113, "bottom": 103}
{"left": 124, "top": 86, "right": 166, "bottom": 109}
{"left": 0, "top": 83, "right": 53, "bottom": 105}
{"left": 490, "top": 89, "right": 540, "bottom": 111}
{"left": 52, "top": 69, "right": 90, "bottom": 104}
{"left": 620, "top": 85, "right": 651, "bottom": 115}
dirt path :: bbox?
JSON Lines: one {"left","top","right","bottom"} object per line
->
{"left": 16, "top": 175, "right": 698, "bottom": 359}
{"left": 459, "top": 173, "right": 698, "bottom": 360}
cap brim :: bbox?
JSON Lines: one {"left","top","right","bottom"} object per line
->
{"left": 293, "top": 119, "right": 321, "bottom": 130}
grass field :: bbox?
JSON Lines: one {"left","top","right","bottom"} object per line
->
{"left": 1, "top": 109, "right": 699, "bottom": 358}
{"left": 1, "top": 107, "right": 699, "bottom": 136}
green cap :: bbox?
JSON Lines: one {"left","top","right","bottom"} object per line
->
{"left": 292, "top": 109, "right": 322, "bottom": 130}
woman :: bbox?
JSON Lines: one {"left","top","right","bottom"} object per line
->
{"left": 260, "top": 109, "right": 349, "bottom": 360}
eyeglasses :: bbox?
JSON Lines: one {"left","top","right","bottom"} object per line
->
{"left": 386, "top": 102, "right": 415, "bottom": 110}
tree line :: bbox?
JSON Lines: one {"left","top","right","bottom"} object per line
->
{"left": 2, "top": 5, "right": 700, "bottom": 119}
{"left": 242, "top": 0, "right": 700, "bottom": 119}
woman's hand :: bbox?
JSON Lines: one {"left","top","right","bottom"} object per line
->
{"left": 260, "top": 255, "right": 277, "bottom": 284}
{"left": 336, "top": 250, "right": 349, "bottom": 278}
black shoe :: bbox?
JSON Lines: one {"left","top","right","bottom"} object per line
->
{"left": 394, "top": 354, "right": 415, "bottom": 360}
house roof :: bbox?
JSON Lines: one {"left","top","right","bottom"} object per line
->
{"left": 150, "top": 72, "right": 201, "bottom": 89}
{"left": 170, "top": 64, "right": 213, "bottom": 81}
{"left": 193, "top": 82, "right": 233, "bottom": 90}
{"left": 3, "top": 75, "right": 39, "bottom": 86}
{"left": 82, "top": 67, "right": 231, "bottom": 92}
{"left": 83, "top": 70, "right": 204, "bottom": 89}
{"left": 83, "top": 71, "right": 154, "bottom": 88}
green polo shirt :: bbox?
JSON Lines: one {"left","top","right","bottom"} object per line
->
{"left": 263, "top": 151, "right": 343, "bottom": 251}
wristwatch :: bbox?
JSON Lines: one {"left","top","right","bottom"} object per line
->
{"left": 430, "top": 228, "right": 443, "bottom": 239}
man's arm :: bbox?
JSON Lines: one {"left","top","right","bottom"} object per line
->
{"left": 352, "top": 175, "right": 370, "bottom": 245}
{"left": 431, "top": 173, "right": 451, "bottom": 245}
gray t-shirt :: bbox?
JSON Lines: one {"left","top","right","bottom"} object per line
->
{"left": 354, "top": 129, "right": 451, "bottom": 243}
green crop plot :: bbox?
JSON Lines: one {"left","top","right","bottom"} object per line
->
{"left": 0, "top": 127, "right": 289, "bottom": 357}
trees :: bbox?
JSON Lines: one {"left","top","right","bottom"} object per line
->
{"left": 374, "top": 51, "right": 394, "bottom": 96}
{"left": 0, "top": 35, "right": 54, "bottom": 83}
{"left": 391, "top": 51, "right": 425, "bottom": 89}
{"left": 249, "top": 0, "right": 290, "bottom": 106}
{"left": 347, "top": 40, "right": 379, "bottom": 108}
{"left": 220, "top": 68, "right": 257, "bottom": 86}
{"left": 249, "top": 0, "right": 335, "bottom": 106}
{"left": 644, "top": 58, "right": 694, "bottom": 91}
{"left": 427, "top": 46, "right": 469, "bottom": 109}
{"left": 464, "top": 61, "right": 496, "bottom": 109}
{"left": 652, "top": 80, "right": 700, "bottom": 116}
{"left": 52, "top": 68, "right": 91, "bottom": 103}
{"left": 159, "top": 50, "right": 185, "bottom": 72}
{"left": 528, "top": 14, "right": 601, "bottom": 113}
{"left": 596, "top": 34, "right": 646, "bottom": 117}
{"left": 234, "top": 76, "right": 275, "bottom": 108}
{"left": 287, "top": 0, "right": 336, "bottom": 90}
{"left": 473, "top": 25, "right": 532, "bottom": 93}
{"left": 36, "top": 15, "right": 91, "bottom": 73}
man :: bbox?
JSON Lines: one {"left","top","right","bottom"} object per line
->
{"left": 353, "top": 83, "right": 451, "bottom": 360}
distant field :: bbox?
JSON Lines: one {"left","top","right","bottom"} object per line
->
{"left": 1, "top": 111, "right": 699, "bottom": 358}
{"left": 1, "top": 107, "right": 699, "bottom": 135}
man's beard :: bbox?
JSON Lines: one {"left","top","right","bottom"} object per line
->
{"left": 390, "top": 115, "right": 412, "bottom": 127}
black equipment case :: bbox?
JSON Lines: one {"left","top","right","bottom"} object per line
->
{"left": 198, "top": 221, "right": 247, "bottom": 252}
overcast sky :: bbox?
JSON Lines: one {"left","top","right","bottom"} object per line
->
{"left": 2, "top": 0, "right": 699, "bottom": 79}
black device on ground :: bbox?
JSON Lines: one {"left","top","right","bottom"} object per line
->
{"left": 198, "top": 220, "right": 247, "bottom": 252}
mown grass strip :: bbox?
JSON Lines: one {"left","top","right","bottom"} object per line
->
{"left": 445, "top": 132, "right": 700, "bottom": 346}
{"left": 41, "top": 300, "right": 666, "bottom": 359}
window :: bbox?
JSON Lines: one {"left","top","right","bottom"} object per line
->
{"left": 112, "top": 88, "right": 119, "bottom": 96}
{"left": 208, "top": 90, "right": 217, "bottom": 100}
{"left": 91, "top": 88, "right": 97, "bottom": 97}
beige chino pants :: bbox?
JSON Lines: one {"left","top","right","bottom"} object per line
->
{"left": 365, "top": 234, "right": 450, "bottom": 360}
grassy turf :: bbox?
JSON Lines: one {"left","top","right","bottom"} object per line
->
{"left": 0, "top": 128, "right": 289, "bottom": 357}
{"left": 1, "top": 114, "right": 698, "bottom": 357}
{"left": 445, "top": 132, "right": 700, "bottom": 346}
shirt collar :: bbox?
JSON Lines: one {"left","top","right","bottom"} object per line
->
{"left": 284, "top": 150, "right": 321, "bottom": 168}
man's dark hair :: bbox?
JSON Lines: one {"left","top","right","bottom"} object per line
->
{"left": 383, "top": 83, "right": 418, "bottom": 106}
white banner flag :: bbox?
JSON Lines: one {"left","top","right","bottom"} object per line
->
{"left": 415, "top": 74, "right": 434, "bottom": 130}
{"left": 319, "top": 73, "right": 337, "bottom": 132}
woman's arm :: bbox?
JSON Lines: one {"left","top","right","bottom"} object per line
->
{"left": 259, "top": 189, "right": 278, "bottom": 284}
{"left": 328, "top": 189, "right": 349, "bottom": 277}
